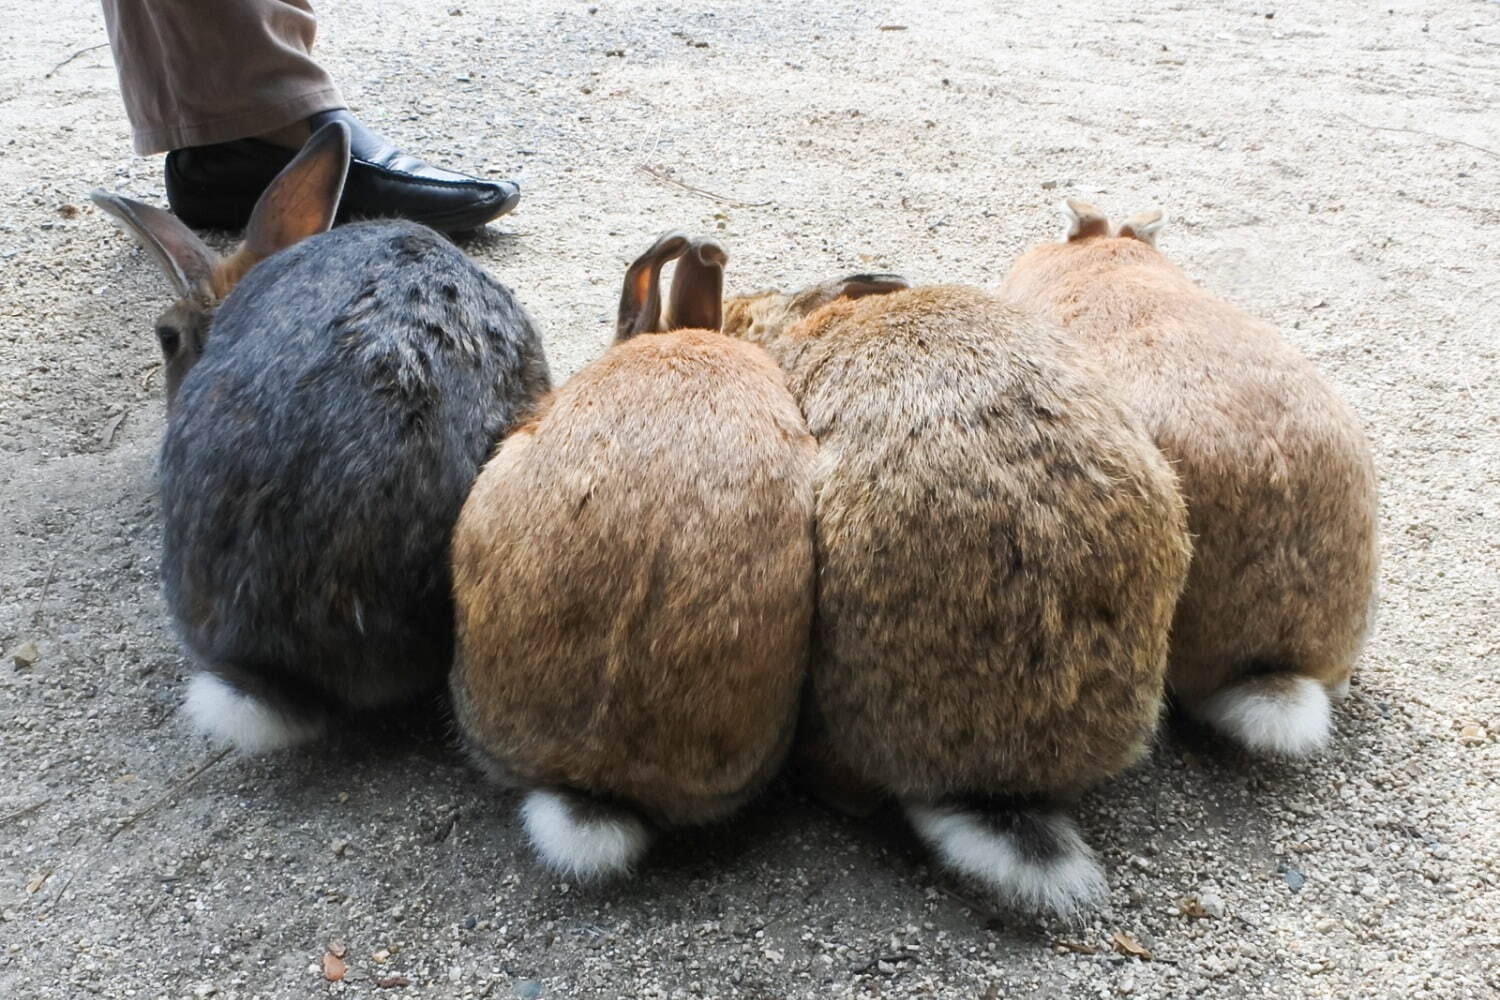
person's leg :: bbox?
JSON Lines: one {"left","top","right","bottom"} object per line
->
{"left": 102, "top": 0, "right": 343, "bottom": 155}
{"left": 100, "top": 0, "right": 521, "bottom": 232}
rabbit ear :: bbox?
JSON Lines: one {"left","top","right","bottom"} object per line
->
{"left": 241, "top": 120, "right": 351, "bottom": 265}
{"left": 1059, "top": 198, "right": 1110, "bottom": 241}
{"left": 1118, "top": 210, "right": 1166, "bottom": 247}
{"left": 90, "top": 191, "right": 220, "bottom": 300}
{"left": 664, "top": 237, "right": 728, "bottom": 332}
{"left": 617, "top": 231, "right": 690, "bottom": 340}
{"left": 788, "top": 272, "right": 910, "bottom": 318}
{"left": 831, "top": 273, "right": 909, "bottom": 301}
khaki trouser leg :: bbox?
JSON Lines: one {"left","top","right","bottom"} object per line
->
{"left": 101, "top": 0, "right": 345, "bottom": 155}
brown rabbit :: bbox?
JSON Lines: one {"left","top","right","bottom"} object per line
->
{"left": 450, "top": 233, "right": 816, "bottom": 878}
{"left": 722, "top": 279, "right": 1191, "bottom": 917}
{"left": 1001, "top": 200, "right": 1379, "bottom": 757}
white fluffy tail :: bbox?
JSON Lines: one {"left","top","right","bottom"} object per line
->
{"left": 183, "top": 672, "right": 324, "bottom": 753}
{"left": 521, "top": 788, "right": 651, "bottom": 879}
{"left": 1192, "top": 673, "right": 1332, "bottom": 758}
{"left": 905, "top": 800, "right": 1106, "bottom": 919}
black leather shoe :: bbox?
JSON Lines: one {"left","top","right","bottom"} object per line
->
{"left": 164, "top": 109, "right": 520, "bottom": 233}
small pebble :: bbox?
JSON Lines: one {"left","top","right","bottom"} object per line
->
{"left": 514, "top": 979, "right": 543, "bottom": 999}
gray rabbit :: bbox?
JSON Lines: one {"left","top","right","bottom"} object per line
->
{"left": 93, "top": 123, "right": 551, "bottom": 752}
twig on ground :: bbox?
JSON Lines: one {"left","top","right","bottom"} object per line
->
{"left": 45, "top": 42, "right": 108, "bottom": 79}
{"left": 1, "top": 798, "right": 51, "bottom": 827}
{"left": 852, "top": 951, "right": 922, "bottom": 974}
{"left": 44, "top": 747, "right": 231, "bottom": 909}
{"left": 30, "top": 549, "right": 61, "bottom": 628}
{"left": 1333, "top": 112, "right": 1498, "bottom": 159}
{"left": 636, "top": 164, "right": 772, "bottom": 208}
{"left": 100, "top": 746, "right": 231, "bottom": 846}
{"left": 936, "top": 882, "right": 1007, "bottom": 924}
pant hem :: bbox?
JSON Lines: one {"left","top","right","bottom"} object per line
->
{"left": 131, "top": 86, "right": 347, "bottom": 156}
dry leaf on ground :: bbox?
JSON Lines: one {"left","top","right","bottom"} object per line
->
{"left": 1178, "top": 897, "right": 1210, "bottom": 919}
{"left": 1110, "top": 931, "right": 1153, "bottom": 960}
{"left": 1054, "top": 940, "right": 1099, "bottom": 955}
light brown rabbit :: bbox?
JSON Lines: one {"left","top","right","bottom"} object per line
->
{"left": 1001, "top": 200, "right": 1379, "bottom": 758}
{"left": 722, "top": 279, "right": 1191, "bottom": 917}
{"left": 450, "top": 233, "right": 816, "bottom": 878}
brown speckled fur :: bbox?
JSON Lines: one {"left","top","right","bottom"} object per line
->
{"left": 451, "top": 258, "right": 816, "bottom": 828}
{"left": 722, "top": 284, "right": 1190, "bottom": 802}
{"left": 1000, "top": 208, "right": 1379, "bottom": 710}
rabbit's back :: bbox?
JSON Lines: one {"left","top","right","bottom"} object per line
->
{"left": 1003, "top": 245, "right": 1378, "bottom": 702}
{"left": 452, "top": 331, "right": 815, "bottom": 825}
{"left": 784, "top": 286, "right": 1188, "bottom": 798}
{"left": 1118, "top": 270, "right": 1373, "bottom": 698}
{"left": 161, "top": 222, "right": 548, "bottom": 704}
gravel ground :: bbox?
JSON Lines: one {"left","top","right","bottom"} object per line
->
{"left": 2, "top": 2, "right": 1497, "bottom": 998}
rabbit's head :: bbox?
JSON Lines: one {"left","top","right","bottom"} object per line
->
{"left": 722, "top": 273, "right": 909, "bottom": 349}
{"left": 1058, "top": 197, "right": 1166, "bottom": 246}
{"left": 91, "top": 121, "right": 352, "bottom": 404}
{"left": 1001, "top": 199, "right": 1169, "bottom": 312}
{"left": 616, "top": 230, "right": 729, "bottom": 340}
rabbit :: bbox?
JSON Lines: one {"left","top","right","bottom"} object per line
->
{"left": 91, "top": 121, "right": 551, "bottom": 753}
{"left": 449, "top": 232, "right": 816, "bottom": 879}
{"left": 721, "top": 277, "right": 1191, "bottom": 917}
{"left": 1000, "top": 199, "right": 1379, "bottom": 758}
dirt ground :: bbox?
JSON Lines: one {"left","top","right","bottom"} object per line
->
{"left": 2, "top": 1, "right": 1497, "bottom": 998}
